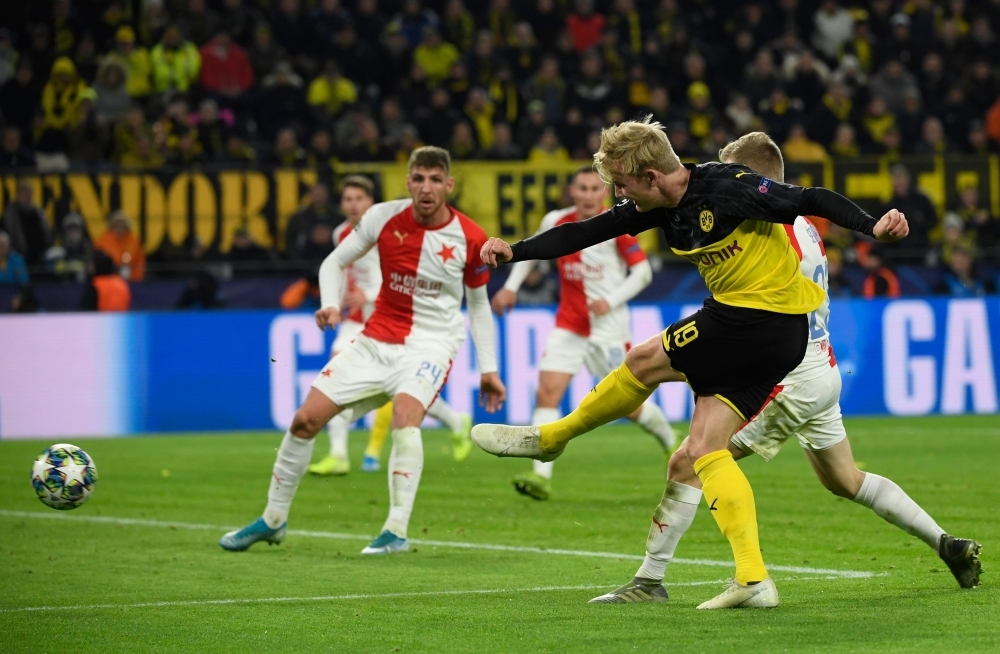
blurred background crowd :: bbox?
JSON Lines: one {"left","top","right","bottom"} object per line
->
{"left": 1, "top": 0, "right": 999, "bottom": 311}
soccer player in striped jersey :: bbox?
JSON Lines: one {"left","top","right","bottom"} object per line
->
{"left": 308, "top": 175, "right": 475, "bottom": 477}
{"left": 589, "top": 133, "right": 981, "bottom": 604}
{"left": 491, "top": 167, "right": 675, "bottom": 500}
{"left": 221, "top": 147, "right": 506, "bottom": 555}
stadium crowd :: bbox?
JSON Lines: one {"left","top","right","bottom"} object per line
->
{"left": 1, "top": 0, "right": 1000, "bottom": 309}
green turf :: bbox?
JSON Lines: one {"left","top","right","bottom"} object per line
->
{"left": 1, "top": 416, "right": 998, "bottom": 652}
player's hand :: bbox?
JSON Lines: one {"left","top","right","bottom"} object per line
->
{"left": 478, "top": 372, "right": 507, "bottom": 413}
{"left": 481, "top": 237, "right": 513, "bottom": 268}
{"left": 588, "top": 298, "right": 611, "bottom": 316}
{"left": 587, "top": 299, "right": 611, "bottom": 316}
{"left": 342, "top": 287, "right": 367, "bottom": 312}
{"left": 873, "top": 209, "right": 909, "bottom": 242}
{"left": 314, "top": 306, "right": 342, "bottom": 331}
{"left": 491, "top": 288, "right": 517, "bottom": 315}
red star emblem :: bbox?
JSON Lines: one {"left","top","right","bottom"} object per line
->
{"left": 437, "top": 243, "right": 457, "bottom": 263}
{"left": 321, "top": 368, "right": 332, "bottom": 377}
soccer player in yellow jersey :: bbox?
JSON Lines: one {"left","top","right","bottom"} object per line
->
{"left": 473, "top": 117, "right": 909, "bottom": 608}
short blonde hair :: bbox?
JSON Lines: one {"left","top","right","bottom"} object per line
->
{"left": 718, "top": 132, "right": 785, "bottom": 182}
{"left": 593, "top": 116, "right": 681, "bottom": 183}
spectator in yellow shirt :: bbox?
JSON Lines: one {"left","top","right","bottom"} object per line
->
{"left": 150, "top": 26, "right": 201, "bottom": 94}
{"left": 112, "top": 26, "right": 152, "bottom": 99}
{"left": 307, "top": 61, "right": 358, "bottom": 122}
{"left": 782, "top": 124, "right": 829, "bottom": 163}
{"left": 527, "top": 127, "right": 570, "bottom": 164}
{"left": 36, "top": 56, "right": 89, "bottom": 157}
{"left": 412, "top": 27, "right": 460, "bottom": 86}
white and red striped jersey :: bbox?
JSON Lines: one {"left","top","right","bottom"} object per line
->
{"left": 539, "top": 206, "right": 647, "bottom": 343}
{"left": 345, "top": 198, "right": 489, "bottom": 355}
{"left": 333, "top": 220, "right": 382, "bottom": 325}
{"left": 782, "top": 216, "right": 836, "bottom": 382}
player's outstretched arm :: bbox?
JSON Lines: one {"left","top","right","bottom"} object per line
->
{"left": 465, "top": 283, "right": 506, "bottom": 412}
{"left": 481, "top": 208, "right": 628, "bottom": 267}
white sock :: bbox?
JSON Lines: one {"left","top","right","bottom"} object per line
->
{"left": 327, "top": 413, "right": 349, "bottom": 459}
{"left": 263, "top": 431, "right": 315, "bottom": 528}
{"left": 382, "top": 427, "right": 423, "bottom": 538}
{"left": 531, "top": 408, "right": 561, "bottom": 480}
{"left": 635, "top": 481, "right": 702, "bottom": 581}
{"left": 427, "top": 398, "right": 463, "bottom": 433}
{"left": 634, "top": 401, "right": 676, "bottom": 450}
{"left": 853, "top": 472, "right": 945, "bottom": 550}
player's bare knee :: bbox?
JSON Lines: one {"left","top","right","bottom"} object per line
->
{"left": 391, "top": 396, "right": 425, "bottom": 429}
{"left": 290, "top": 409, "right": 322, "bottom": 439}
{"left": 667, "top": 442, "right": 690, "bottom": 478}
{"left": 535, "top": 385, "right": 562, "bottom": 409}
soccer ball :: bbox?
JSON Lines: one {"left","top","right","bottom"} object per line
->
{"left": 31, "top": 444, "right": 98, "bottom": 510}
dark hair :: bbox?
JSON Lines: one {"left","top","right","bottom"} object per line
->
{"left": 408, "top": 146, "right": 451, "bottom": 175}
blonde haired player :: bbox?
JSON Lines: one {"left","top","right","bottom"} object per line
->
{"left": 590, "top": 132, "right": 981, "bottom": 603}
{"left": 309, "top": 175, "right": 475, "bottom": 476}
{"left": 492, "top": 167, "right": 675, "bottom": 500}
{"left": 474, "top": 117, "right": 909, "bottom": 608}
{"left": 222, "top": 147, "right": 505, "bottom": 555}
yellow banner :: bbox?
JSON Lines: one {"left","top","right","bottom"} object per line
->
{"left": 1, "top": 155, "right": 996, "bottom": 257}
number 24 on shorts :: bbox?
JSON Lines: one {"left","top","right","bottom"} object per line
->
{"left": 416, "top": 361, "right": 444, "bottom": 385}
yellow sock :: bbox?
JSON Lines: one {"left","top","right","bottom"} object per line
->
{"left": 538, "top": 362, "right": 655, "bottom": 451}
{"left": 694, "top": 450, "right": 768, "bottom": 585}
{"left": 365, "top": 402, "right": 393, "bottom": 458}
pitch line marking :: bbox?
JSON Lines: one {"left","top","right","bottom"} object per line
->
{"left": 0, "top": 510, "right": 877, "bottom": 579}
{"left": 1, "top": 581, "right": 739, "bottom": 614}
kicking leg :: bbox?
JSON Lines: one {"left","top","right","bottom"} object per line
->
{"left": 363, "top": 393, "right": 426, "bottom": 555}
{"left": 805, "top": 440, "right": 981, "bottom": 588}
{"left": 471, "top": 334, "right": 683, "bottom": 460}
{"left": 221, "top": 389, "right": 342, "bottom": 551}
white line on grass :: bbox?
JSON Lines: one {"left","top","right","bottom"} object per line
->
{"left": 0, "top": 509, "right": 876, "bottom": 579}
{"left": 2, "top": 581, "right": 738, "bottom": 613}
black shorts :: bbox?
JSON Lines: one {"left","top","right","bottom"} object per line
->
{"left": 660, "top": 298, "right": 808, "bottom": 420}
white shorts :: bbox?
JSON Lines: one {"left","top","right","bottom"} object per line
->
{"left": 331, "top": 319, "right": 364, "bottom": 356}
{"left": 539, "top": 327, "right": 628, "bottom": 378}
{"left": 730, "top": 364, "right": 847, "bottom": 462}
{"left": 312, "top": 334, "right": 452, "bottom": 415}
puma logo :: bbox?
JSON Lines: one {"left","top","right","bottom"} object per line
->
{"left": 394, "top": 230, "right": 408, "bottom": 244}
{"left": 652, "top": 516, "right": 669, "bottom": 533}
{"left": 736, "top": 171, "right": 748, "bottom": 178}
{"left": 392, "top": 471, "right": 411, "bottom": 478}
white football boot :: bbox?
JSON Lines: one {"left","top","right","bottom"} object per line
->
{"left": 471, "top": 424, "right": 563, "bottom": 462}
{"left": 696, "top": 577, "right": 780, "bottom": 609}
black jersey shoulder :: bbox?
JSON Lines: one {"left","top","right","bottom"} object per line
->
{"left": 608, "top": 162, "right": 802, "bottom": 252}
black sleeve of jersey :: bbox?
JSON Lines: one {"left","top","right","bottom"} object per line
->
{"left": 509, "top": 203, "right": 653, "bottom": 262}
{"left": 712, "top": 164, "right": 877, "bottom": 235}
{"left": 798, "top": 187, "right": 878, "bottom": 237}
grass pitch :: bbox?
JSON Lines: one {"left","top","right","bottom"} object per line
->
{"left": 1, "top": 415, "right": 998, "bottom": 652}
